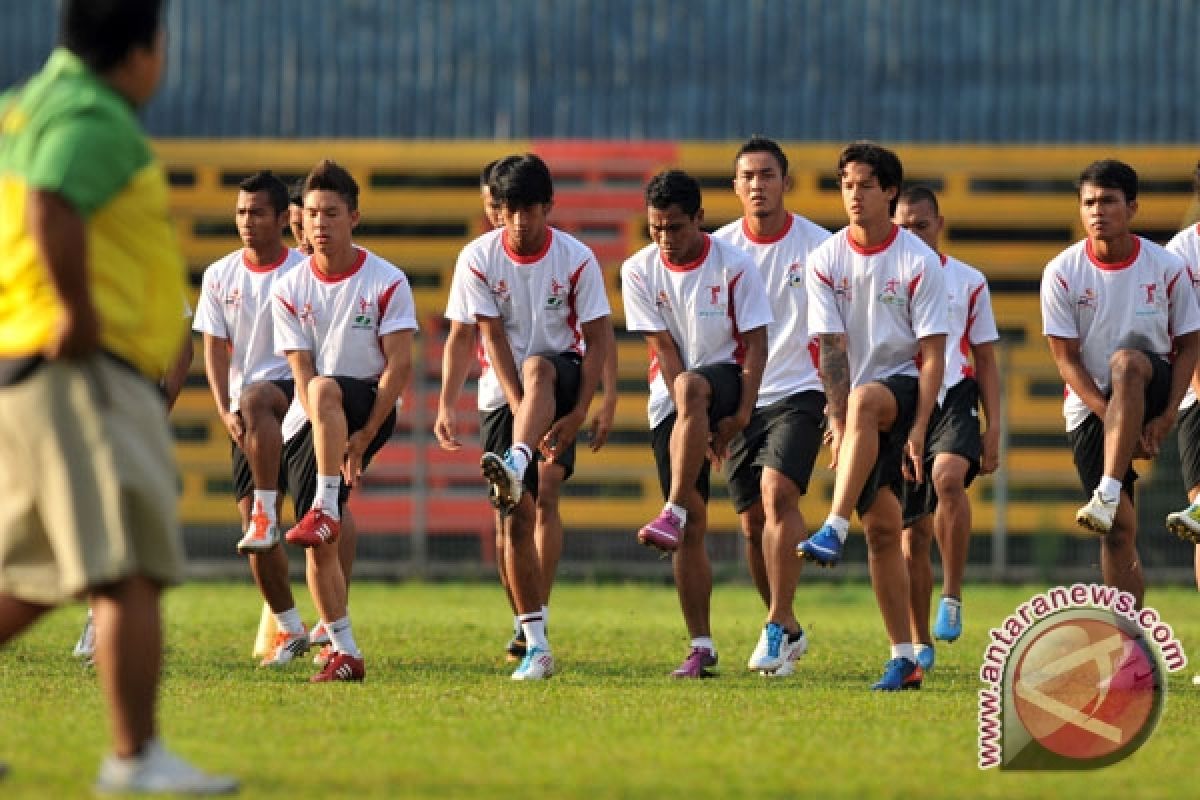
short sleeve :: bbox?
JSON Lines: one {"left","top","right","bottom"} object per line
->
{"left": 1166, "top": 256, "right": 1200, "bottom": 338}
{"left": 379, "top": 274, "right": 419, "bottom": 335}
{"left": 1040, "top": 262, "right": 1078, "bottom": 339}
{"left": 620, "top": 260, "right": 666, "bottom": 333}
{"left": 569, "top": 256, "right": 611, "bottom": 324}
{"left": 191, "top": 264, "right": 227, "bottom": 337}
{"left": 730, "top": 258, "right": 773, "bottom": 332}
{"left": 26, "top": 110, "right": 147, "bottom": 216}
{"left": 459, "top": 248, "right": 500, "bottom": 320}
{"left": 272, "top": 277, "right": 311, "bottom": 354}
{"left": 805, "top": 246, "right": 845, "bottom": 336}
{"left": 967, "top": 280, "right": 1000, "bottom": 345}
{"left": 910, "top": 253, "right": 948, "bottom": 339}
{"left": 443, "top": 263, "right": 473, "bottom": 324}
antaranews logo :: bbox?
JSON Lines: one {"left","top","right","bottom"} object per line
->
{"left": 977, "top": 584, "right": 1186, "bottom": 770}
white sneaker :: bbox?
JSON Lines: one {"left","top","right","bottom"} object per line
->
{"left": 308, "top": 621, "right": 330, "bottom": 647}
{"left": 511, "top": 646, "right": 554, "bottom": 680}
{"left": 95, "top": 739, "right": 238, "bottom": 795}
{"left": 258, "top": 630, "right": 309, "bottom": 667}
{"left": 481, "top": 451, "right": 524, "bottom": 512}
{"left": 236, "top": 513, "right": 279, "bottom": 554}
{"left": 1076, "top": 489, "right": 1118, "bottom": 534}
{"left": 762, "top": 628, "right": 808, "bottom": 677}
{"left": 72, "top": 612, "right": 96, "bottom": 661}
{"left": 1165, "top": 502, "right": 1200, "bottom": 544}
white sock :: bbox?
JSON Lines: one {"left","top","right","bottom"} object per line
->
{"left": 273, "top": 607, "right": 304, "bottom": 635}
{"left": 315, "top": 475, "right": 342, "bottom": 520}
{"left": 691, "top": 636, "right": 715, "bottom": 654}
{"left": 942, "top": 595, "right": 962, "bottom": 610}
{"left": 519, "top": 611, "right": 548, "bottom": 650}
{"left": 252, "top": 489, "right": 279, "bottom": 522}
{"left": 326, "top": 615, "right": 361, "bottom": 657}
{"left": 512, "top": 615, "right": 523, "bottom": 636}
{"left": 666, "top": 502, "right": 688, "bottom": 526}
{"left": 891, "top": 642, "right": 916, "bottom": 662}
{"left": 914, "top": 642, "right": 931, "bottom": 656}
{"left": 1097, "top": 476, "right": 1122, "bottom": 501}
{"left": 541, "top": 604, "right": 549, "bottom": 629}
{"left": 825, "top": 514, "right": 850, "bottom": 542}
{"left": 508, "top": 444, "right": 532, "bottom": 479}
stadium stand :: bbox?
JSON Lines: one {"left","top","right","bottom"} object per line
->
{"left": 161, "top": 141, "right": 1200, "bottom": 559}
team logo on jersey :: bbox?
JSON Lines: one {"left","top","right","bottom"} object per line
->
{"left": 1077, "top": 288, "right": 1097, "bottom": 310}
{"left": 352, "top": 296, "right": 375, "bottom": 328}
{"left": 877, "top": 277, "right": 905, "bottom": 307}
{"left": 298, "top": 302, "right": 315, "bottom": 324}
{"left": 699, "top": 284, "right": 726, "bottom": 317}
{"left": 224, "top": 287, "right": 242, "bottom": 310}
{"left": 655, "top": 290, "right": 671, "bottom": 310}
{"left": 787, "top": 262, "right": 805, "bottom": 288}
{"left": 835, "top": 277, "right": 852, "bottom": 303}
{"left": 1136, "top": 283, "right": 1165, "bottom": 316}
{"left": 490, "top": 279, "right": 511, "bottom": 303}
{"left": 545, "top": 277, "right": 567, "bottom": 310}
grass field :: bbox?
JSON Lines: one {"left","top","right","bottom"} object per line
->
{"left": 2, "top": 581, "right": 1196, "bottom": 799}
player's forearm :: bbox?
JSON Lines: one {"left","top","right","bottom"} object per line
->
{"left": 645, "top": 332, "right": 684, "bottom": 408}
{"left": 735, "top": 327, "right": 767, "bottom": 423}
{"left": 572, "top": 319, "right": 612, "bottom": 418}
{"left": 203, "top": 335, "right": 234, "bottom": 414}
{"left": 600, "top": 327, "right": 619, "bottom": 412}
{"left": 439, "top": 321, "right": 476, "bottom": 408}
{"left": 972, "top": 342, "right": 1002, "bottom": 432}
{"left": 913, "top": 335, "right": 946, "bottom": 431}
{"left": 819, "top": 333, "right": 850, "bottom": 424}
{"left": 1054, "top": 355, "right": 1106, "bottom": 416}
{"left": 366, "top": 359, "right": 410, "bottom": 440}
{"left": 286, "top": 351, "right": 317, "bottom": 422}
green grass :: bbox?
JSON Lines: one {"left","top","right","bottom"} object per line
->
{"left": 2, "top": 582, "right": 1197, "bottom": 798}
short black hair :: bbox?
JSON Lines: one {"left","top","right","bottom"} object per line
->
{"left": 735, "top": 135, "right": 789, "bottom": 177}
{"left": 1078, "top": 159, "right": 1138, "bottom": 204}
{"left": 837, "top": 141, "right": 904, "bottom": 214}
{"left": 238, "top": 170, "right": 289, "bottom": 214}
{"left": 645, "top": 170, "right": 702, "bottom": 217}
{"left": 488, "top": 154, "right": 553, "bottom": 208}
{"left": 289, "top": 178, "right": 305, "bottom": 208}
{"left": 480, "top": 159, "right": 499, "bottom": 188}
{"left": 897, "top": 185, "right": 940, "bottom": 215}
{"left": 304, "top": 159, "right": 360, "bottom": 211}
{"left": 61, "top": 0, "right": 164, "bottom": 74}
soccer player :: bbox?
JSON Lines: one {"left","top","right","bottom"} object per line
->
{"left": 1043, "top": 159, "right": 1200, "bottom": 606}
{"left": 289, "top": 179, "right": 313, "bottom": 255}
{"left": 798, "top": 142, "right": 947, "bottom": 691}
{"left": 465, "top": 154, "right": 613, "bottom": 680}
{"left": 1165, "top": 160, "right": 1200, "bottom": 590}
{"left": 713, "top": 137, "right": 829, "bottom": 676}
{"left": 893, "top": 186, "right": 1001, "bottom": 671}
{"left": 438, "top": 160, "right": 618, "bottom": 662}
{"left": 191, "top": 170, "right": 320, "bottom": 666}
{"left": 274, "top": 160, "right": 418, "bottom": 682}
{"left": 622, "top": 170, "right": 771, "bottom": 678}
{"left": 0, "top": 0, "right": 237, "bottom": 792}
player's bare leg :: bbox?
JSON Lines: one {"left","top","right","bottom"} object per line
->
{"left": 902, "top": 516, "right": 934, "bottom": 647}
{"left": 1101, "top": 494, "right": 1144, "bottom": 608}
{"left": 738, "top": 503, "right": 771, "bottom": 607}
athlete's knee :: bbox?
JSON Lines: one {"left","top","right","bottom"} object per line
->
{"left": 739, "top": 503, "right": 765, "bottom": 544}
{"left": 761, "top": 470, "right": 800, "bottom": 523}
{"left": 847, "top": 384, "right": 893, "bottom": 429}
{"left": 673, "top": 372, "right": 712, "bottom": 415}
{"left": 521, "top": 356, "right": 556, "bottom": 390}
{"left": 308, "top": 377, "right": 343, "bottom": 416}
{"left": 240, "top": 381, "right": 284, "bottom": 418}
{"left": 1109, "top": 349, "right": 1152, "bottom": 387}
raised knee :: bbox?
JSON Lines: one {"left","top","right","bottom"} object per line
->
{"left": 674, "top": 372, "right": 711, "bottom": 412}
{"left": 1109, "top": 349, "right": 1150, "bottom": 383}
{"left": 522, "top": 356, "right": 555, "bottom": 387}
{"left": 308, "top": 377, "right": 342, "bottom": 415}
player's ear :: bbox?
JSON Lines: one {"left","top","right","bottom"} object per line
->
{"left": 350, "top": 209, "right": 361, "bottom": 229}
{"left": 543, "top": 201, "right": 554, "bottom": 217}
{"left": 783, "top": 173, "right": 794, "bottom": 193}
{"left": 1127, "top": 198, "right": 1138, "bottom": 219}
{"left": 694, "top": 208, "right": 705, "bottom": 226}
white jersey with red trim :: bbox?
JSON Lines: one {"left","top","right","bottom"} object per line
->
{"left": 193, "top": 247, "right": 304, "bottom": 412}
{"left": 714, "top": 213, "right": 830, "bottom": 407}
{"left": 807, "top": 225, "right": 947, "bottom": 389}
{"left": 621, "top": 234, "right": 773, "bottom": 428}
{"left": 939, "top": 254, "right": 999, "bottom": 401}
{"left": 458, "top": 227, "right": 610, "bottom": 413}
{"left": 1041, "top": 236, "right": 1200, "bottom": 431}
{"left": 1165, "top": 223, "right": 1200, "bottom": 410}
{"left": 272, "top": 247, "right": 418, "bottom": 380}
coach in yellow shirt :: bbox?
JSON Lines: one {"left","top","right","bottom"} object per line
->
{"left": 0, "top": 0, "right": 235, "bottom": 793}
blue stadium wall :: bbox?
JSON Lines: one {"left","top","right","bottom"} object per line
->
{"left": 2, "top": 0, "right": 1197, "bottom": 142}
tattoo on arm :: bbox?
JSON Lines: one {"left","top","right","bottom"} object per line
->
{"left": 820, "top": 334, "right": 849, "bottom": 422}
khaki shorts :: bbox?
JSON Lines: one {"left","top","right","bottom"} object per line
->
{"left": 0, "top": 356, "right": 184, "bottom": 605}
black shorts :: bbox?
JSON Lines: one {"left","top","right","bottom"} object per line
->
{"left": 901, "top": 378, "right": 982, "bottom": 525}
{"left": 230, "top": 379, "right": 294, "bottom": 501}
{"left": 479, "top": 351, "right": 582, "bottom": 500}
{"left": 651, "top": 362, "right": 743, "bottom": 502}
{"left": 1178, "top": 402, "right": 1200, "bottom": 491}
{"left": 1065, "top": 352, "right": 1170, "bottom": 499}
{"left": 724, "top": 390, "right": 825, "bottom": 514}
{"left": 284, "top": 376, "right": 396, "bottom": 516}
{"left": 856, "top": 374, "right": 919, "bottom": 518}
